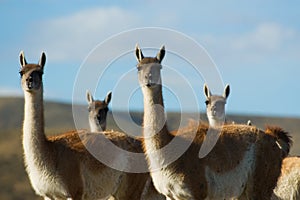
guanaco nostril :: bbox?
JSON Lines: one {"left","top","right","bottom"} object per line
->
{"left": 211, "top": 106, "right": 217, "bottom": 116}
{"left": 27, "top": 76, "right": 34, "bottom": 89}
{"left": 146, "top": 79, "right": 152, "bottom": 87}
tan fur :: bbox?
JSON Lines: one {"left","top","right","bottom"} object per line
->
{"left": 281, "top": 157, "right": 300, "bottom": 177}
{"left": 86, "top": 91, "right": 111, "bottom": 132}
{"left": 203, "top": 84, "right": 230, "bottom": 127}
{"left": 135, "top": 45, "right": 291, "bottom": 199}
{"left": 272, "top": 156, "right": 300, "bottom": 200}
{"left": 20, "top": 51, "right": 164, "bottom": 200}
{"left": 49, "top": 130, "right": 161, "bottom": 200}
{"left": 86, "top": 92, "right": 165, "bottom": 200}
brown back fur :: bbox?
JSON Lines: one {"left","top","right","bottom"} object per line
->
{"left": 147, "top": 122, "right": 291, "bottom": 199}
{"left": 49, "top": 130, "right": 164, "bottom": 200}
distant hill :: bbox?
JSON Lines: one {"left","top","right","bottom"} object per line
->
{"left": 0, "top": 97, "right": 299, "bottom": 199}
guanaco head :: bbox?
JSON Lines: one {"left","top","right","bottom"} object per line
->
{"left": 86, "top": 90, "right": 112, "bottom": 132}
{"left": 19, "top": 51, "right": 46, "bottom": 93}
{"left": 135, "top": 44, "right": 165, "bottom": 89}
{"left": 203, "top": 84, "right": 230, "bottom": 127}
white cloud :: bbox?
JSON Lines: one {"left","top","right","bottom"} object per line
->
{"left": 26, "top": 7, "right": 139, "bottom": 62}
{"left": 198, "top": 22, "right": 299, "bottom": 65}
{"left": 232, "top": 23, "right": 295, "bottom": 52}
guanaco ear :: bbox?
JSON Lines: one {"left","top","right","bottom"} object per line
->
{"left": 135, "top": 44, "right": 144, "bottom": 62}
{"left": 86, "top": 90, "right": 94, "bottom": 104}
{"left": 105, "top": 91, "right": 112, "bottom": 105}
{"left": 20, "top": 51, "right": 27, "bottom": 67}
{"left": 223, "top": 84, "right": 230, "bottom": 99}
{"left": 156, "top": 45, "right": 165, "bottom": 63}
{"left": 203, "top": 83, "right": 211, "bottom": 99}
{"left": 39, "top": 52, "right": 46, "bottom": 70}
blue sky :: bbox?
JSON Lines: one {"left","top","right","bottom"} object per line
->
{"left": 1, "top": 1, "right": 300, "bottom": 117}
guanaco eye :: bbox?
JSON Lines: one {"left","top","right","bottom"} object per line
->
{"left": 205, "top": 100, "right": 210, "bottom": 105}
{"left": 19, "top": 71, "right": 24, "bottom": 77}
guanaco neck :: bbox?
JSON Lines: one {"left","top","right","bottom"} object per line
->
{"left": 142, "top": 84, "right": 174, "bottom": 151}
{"left": 22, "top": 85, "right": 51, "bottom": 168}
{"left": 89, "top": 115, "right": 105, "bottom": 132}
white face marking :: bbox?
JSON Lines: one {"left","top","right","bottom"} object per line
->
{"left": 204, "top": 84, "right": 230, "bottom": 128}
{"left": 87, "top": 100, "right": 109, "bottom": 132}
{"left": 138, "top": 63, "right": 162, "bottom": 88}
{"left": 206, "top": 98, "right": 227, "bottom": 127}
